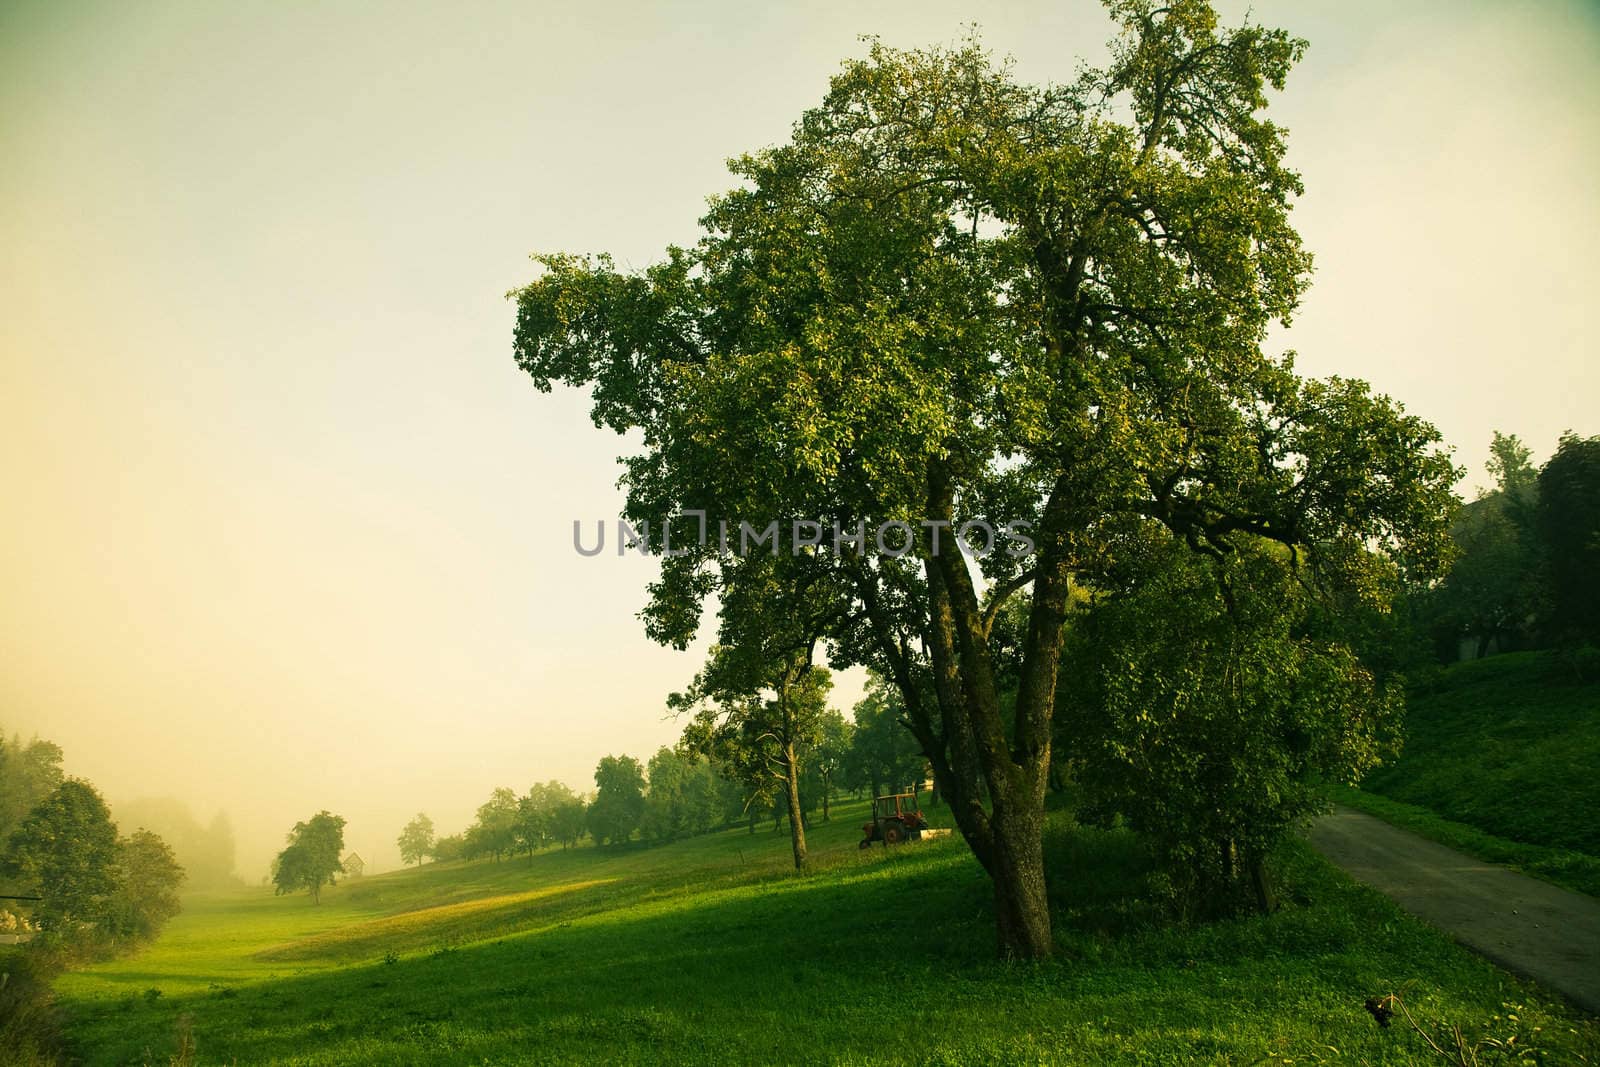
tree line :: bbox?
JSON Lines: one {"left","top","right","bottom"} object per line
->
{"left": 1412, "top": 431, "right": 1600, "bottom": 671}
{"left": 388, "top": 675, "right": 931, "bottom": 870}
{"left": 0, "top": 729, "right": 186, "bottom": 959}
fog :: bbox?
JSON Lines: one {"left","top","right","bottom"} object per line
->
{"left": 2, "top": 0, "right": 1595, "bottom": 877}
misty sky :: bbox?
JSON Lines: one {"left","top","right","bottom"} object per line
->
{"left": 3, "top": 0, "right": 1596, "bottom": 876}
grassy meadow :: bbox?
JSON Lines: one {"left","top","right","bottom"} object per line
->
{"left": 1339, "top": 651, "right": 1600, "bottom": 897}
{"left": 48, "top": 796, "right": 1599, "bottom": 1065}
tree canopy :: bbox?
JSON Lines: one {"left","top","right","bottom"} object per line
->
{"left": 397, "top": 813, "right": 436, "bottom": 867}
{"left": 272, "top": 811, "right": 347, "bottom": 904}
{"left": 3, "top": 779, "right": 120, "bottom": 933}
{"left": 511, "top": 0, "right": 1456, "bottom": 956}
{"left": 588, "top": 756, "right": 646, "bottom": 846}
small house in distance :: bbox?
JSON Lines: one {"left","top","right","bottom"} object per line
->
{"left": 340, "top": 852, "right": 365, "bottom": 879}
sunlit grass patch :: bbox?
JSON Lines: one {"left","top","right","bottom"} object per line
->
{"left": 253, "top": 879, "right": 616, "bottom": 963}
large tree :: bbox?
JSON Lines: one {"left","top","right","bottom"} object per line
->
{"left": 272, "top": 811, "right": 346, "bottom": 904}
{"left": 512, "top": 2, "right": 1454, "bottom": 956}
{"left": 2, "top": 779, "right": 120, "bottom": 933}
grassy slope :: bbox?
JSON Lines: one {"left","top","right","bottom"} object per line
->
{"left": 51, "top": 798, "right": 1599, "bottom": 1065}
{"left": 1344, "top": 651, "right": 1600, "bottom": 895}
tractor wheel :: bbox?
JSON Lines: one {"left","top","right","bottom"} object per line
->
{"left": 882, "top": 823, "right": 906, "bottom": 845}
{"left": 858, "top": 838, "right": 871, "bottom": 850}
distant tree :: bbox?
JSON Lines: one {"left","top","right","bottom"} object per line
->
{"left": 810, "top": 710, "right": 851, "bottom": 822}
{"left": 1426, "top": 432, "right": 1541, "bottom": 659}
{"left": 548, "top": 793, "right": 588, "bottom": 849}
{"left": 468, "top": 788, "right": 519, "bottom": 863}
{"left": 515, "top": 781, "right": 582, "bottom": 858}
{"left": 114, "top": 798, "right": 237, "bottom": 889}
{"left": 587, "top": 756, "right": 645, "bottom": 846}
{"left": 1487, "top": 431, "right": 1539, "bottom": 506}
{"left": 845, "top": 677, "right": 927, "bottom": 802}
{"left": 432, "top": 832, "right": 465, "bottom": 863}
{"left": 0, "top": 732, "right": 65, "bottom": 845}
{"left": 397, "top": 813, "right": 436, "bottom": 866}
{"left": 677, "top": 645, "right": 833, "bottom": 870}
{"left": 271, "top": 811, "right": 346, "bottom": 904}
{"left": 513, "top": 794, "right": 542, "bottom": 859}
{"left": 642, "top": 747, "right": 696, "bottom": 843}
{"left": 681, "top": 757, "right": 726, "bottom": 836}
{"left": 2, "top": 779, "right": 120, "bottom": 933}
{"left": 1536, "top": 433, "right": 1600, "bottom": 651}
{"left": 104, "top": 829, "right": 186, "bottom": 944}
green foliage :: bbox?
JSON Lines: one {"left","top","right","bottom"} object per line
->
{"left": 1536, "top": 432, "right": 1600, "bottom": 648}
{"left": 807, "top": 708, "right": 851, "bottom": 819}
{"left": 843, "top": 675, "right": 927, "bottom": 799}
{"left": 587, "top": 756, "right": 645, "bottom": 846}
{"left": 639, "top": 747, "right": 689, "bottom": 843}
{"left": 515, "top": 781, "right": 587, "bottom": 855}
{"left": 396, "top": 813, "right": 435, "bottom": 867}
{"left": 509, "top": 0, "right": 1458, "bottom": 956}
{"left": 1359, "top": 651, "right": 1600, "bottom": 861}
{"left": 49, "top": 798, "right": 1600, "bottom": 1065}
{"left": 0, "top": 731, "right": 64, "bottom": 849}
{"left": 641, "top": 749, "right": 724, "bottom": 843}
{"left": 271, "top": 812, "right": 347, "bottom": 904}
{"left": 0, "top": 945, "right": 66, "bottom": 1066}
{"left": 1420, "top": 432, "right": 1541, "bottom": 660}
{"left": 3, "top": 779, "right": 120, "bottom": 933}
{"left": 1062, "top": 538, "right": 1400, "bottom": 914}
{"left": 677, "top": 657, "right": 833, "bottom": 800}
{"left": 0, "top": 744, "right": 188, "bottom": 965}
{"left": 431, "top": 833, "right": 465, "bottom": 864}
{"left": 546, "top": 790, "right": 588, "bottom": 850}
{"left": 464, "top": 788, "right": 518, "bottom": 862}
{"left": 102, "top": 829, "right": 185, "bottom": 944}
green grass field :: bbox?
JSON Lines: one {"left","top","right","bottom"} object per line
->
{"left": 46, "top": 797, "right": 1599, "bottom": 1065}
{"left": 1342, "top": 651, "right": 1600, "bottom": 896}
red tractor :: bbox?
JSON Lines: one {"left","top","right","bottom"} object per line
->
{"left": 859, "top": 792, "right": 929, "bottom": 848}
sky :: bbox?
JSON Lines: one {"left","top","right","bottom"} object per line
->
{"left": 2, "top": 0, "right": 1596, "bottom": 877}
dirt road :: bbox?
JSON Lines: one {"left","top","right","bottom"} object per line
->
{"left": 1309, "top": 806, "right": 1600, "bottom": 1014}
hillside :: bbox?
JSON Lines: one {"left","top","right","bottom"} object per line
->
{"left": 1341, "top": 651, "right": 1600, "bottom": 895}
{"left": 50, "top": 797, "right": 1599, "bottom": 1065}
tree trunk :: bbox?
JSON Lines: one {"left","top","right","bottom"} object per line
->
{"left": 1249, "top": 853, "right": 1275, "bottom": 914}
{"left": 821, "top": 776, "right": 831, "bottom": 822}
{"left": 989, "top": 799, "right": 1052, "bottom": 959}
{"left": 783, "top": 745, "right": 808, "bottom": 870}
